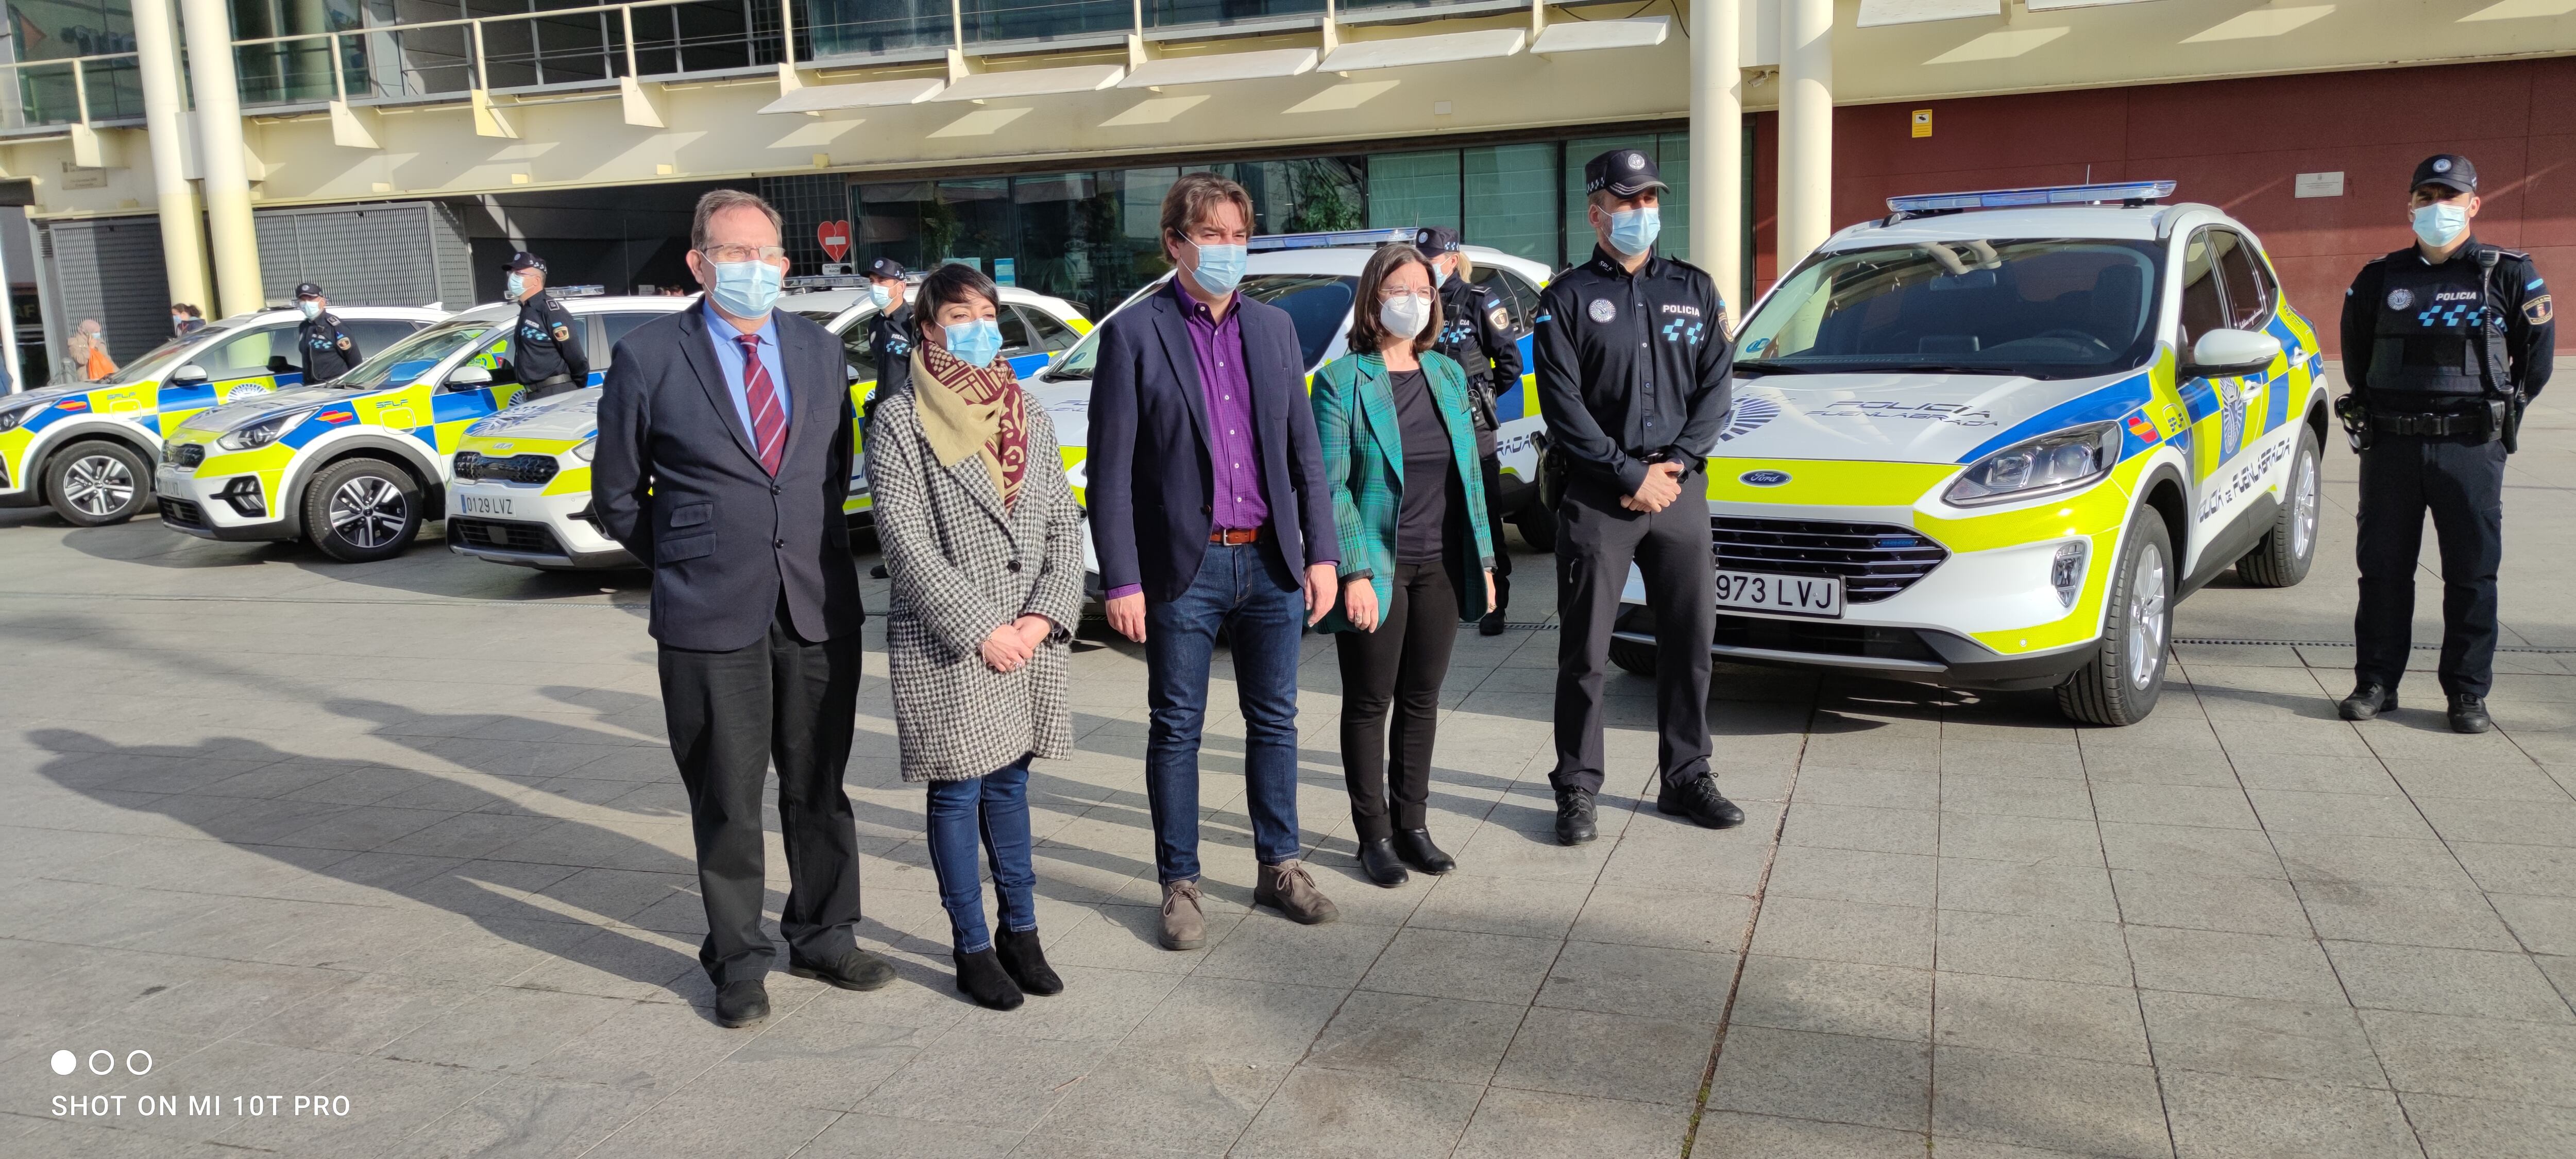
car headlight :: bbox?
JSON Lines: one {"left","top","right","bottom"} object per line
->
{"left": 1945, "top": 421, "right": 2123, "bottom": 507}
{"left": 0, "top": 399, "right": 42, "bottom": 432}
{"left": 216, "top": 411, "right": 305, "bottom": 452}
{"left": 573, "top": 437, "right": 597, "bottom": 462}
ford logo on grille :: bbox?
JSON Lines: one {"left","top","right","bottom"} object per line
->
{"left": 1739, "top": 470, "right": 1792, "bottom": 487}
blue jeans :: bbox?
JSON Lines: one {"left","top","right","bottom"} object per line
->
{"left": 923, "top": 757, "right": 1035, "bottom": 954}
{"left": 1144, "top": 541, "right": 1307, "bottom": 883}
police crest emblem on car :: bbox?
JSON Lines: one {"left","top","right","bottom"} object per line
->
{"left": 1740, "top": 469, "right": 1792, "bottom": 487}
{"left": 2387, "top": 287, "right": 2414, "bottom": 310}
{"left": 1588, "top": 299, "right": 1616, "bottom": 323}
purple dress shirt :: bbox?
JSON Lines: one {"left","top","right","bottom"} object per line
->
{"left": 1104, "top": 280, "right": 1282, "bottom": 603}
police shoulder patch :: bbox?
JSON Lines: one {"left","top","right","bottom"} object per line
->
{"left": 2528, "top": 294, "right": 2554, "bottom": 326}
{"left": 1488, "top": 306, "right": 1510, "bottom": 330}
{"left": 336, "top": 336, "right": 351, "bottom": 350}
{"left": 1587, "top": 299, "right": 1616, "bottom": 323}
{"left": 552, "top": 323, "right": 571, "bottom": 340}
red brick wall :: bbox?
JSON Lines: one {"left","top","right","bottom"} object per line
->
{"left": 1750, "top": 58, "right": 2574, "bottom": 353}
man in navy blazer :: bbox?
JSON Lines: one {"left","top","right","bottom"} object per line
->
{"left": 1087, "top": 173, "right": 1345, "bottom": 950}
{"left": 592, "top": 190, "right": 892, "bottom": 1028}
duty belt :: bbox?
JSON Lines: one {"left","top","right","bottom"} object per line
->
{"left": 2368, "top": 411, "right": 2488, "bottom": 437}
{"left": 524, "top": 373, "right": 574, "bottom": 389}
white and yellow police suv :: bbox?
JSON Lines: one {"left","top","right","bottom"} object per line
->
{"left": 437, "top": 286, "right": 1092, "bottom": 570}
{"left": 0, "top": 307, "right": 440, "bottom": 525}
{"left": 156, "top": 294, "right": 682, "bottom": 563}
{"left": 1023, "top": 228, "right": 1554, "bottom": 590}
{"left": 1617, "top": 182, "right": 2329, "bottom": 725}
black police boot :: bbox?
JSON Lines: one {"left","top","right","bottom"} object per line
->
{"left": 2337, "top": 683, "right": 2398, "bottom": 722}
{"left": 1657, "top": 775, "right": 1747, "bottom": 830}
{"left": 1553, "top": 787, "right": 1598, "bottom": 846}
{"left": 2449, "top": 694, "right": 2493, "bottom": 735}
{"left": 1393, "top": 828, "right": 1456, "bottom": 875}
{"left": 1356, "top": 838, "right": 1410, "bottom": 888}
{"left": 1479, "top": 611, "right": 1506, "bottom": 637}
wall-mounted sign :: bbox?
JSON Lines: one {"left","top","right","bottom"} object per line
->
{"left": 2295, "top": 172, "right": 2345, "bottom": 198}
{"left": 1912, "top": 109, "right": 1934, "bottom": 138}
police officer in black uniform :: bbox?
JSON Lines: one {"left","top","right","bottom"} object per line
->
{"left": 1416, "top": 225, "right": 1526, "bottom": 636}
{"left": 2335, "top": 154, "right": 2554, "bottom": 734}
{"left": 1534, "top": 148, "right": 1741, "bottom": 843}
{"left": 504, "top": 252, "right": 588, "bottom": 402}
{"left": 865, "top": 257, "right": 914, "bottom": 408}
{"left": 293, "top": 282, "right": 363, "bottom": 384}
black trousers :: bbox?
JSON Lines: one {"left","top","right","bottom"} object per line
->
{"left": 1480, "top": 453, "right": 1512, "bottom": 615}
{"left": 657, "top": 607, "right": 865, "bottom": 984}
{"left": 2353, "top": 433, "right": 2506, "bottom": 698}
{"left": 1554, "top": 480, "right": 1714, "bottom": 794}
{"left": 1334, "top": 561, "right": 1461, "bottom": 842}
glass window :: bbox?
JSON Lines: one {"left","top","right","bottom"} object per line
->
{"left": 1368, "top": 150, "right": 1461, "bottom": 233}
{"left": 1147, "top": 0, "right": 1328, "bottom": 32}
{"left": 342, "top": 320, "right": 423, "bottom": 361}
{"left": 1733, "top": 238, "right": 2163, "bottom": 380}
{"left": 963, "top": 0, "right": 1128, "bottom": 43}
{"left": 837, "top": 323, "right": 878, "bottom": 385}
{"left": 188, "top": 325, "right": 298, "bottom": 381}
{"left": 1656, "top": 131, "right": 1692, "bottom": 266}
{"left": 332, "top": 320, "right": 498, "bottom": 393}
{"left": 2211, "top": 231, "right": 2273, "bottom": 331}
{"left": 996, "top": 308, "right": 1038, "bottom": 357}
{"left": 1019, "top": 306, "right": 1079, "bottom": 351}
{"left": 1242, "top": 274, "right": 1358, "bottom": 370}
{"left": 99, "top": 327, "right": 227, "bottom": 386}
{"left": 1463, "top": 143, "right": 1557, "bottom": 266}
{"left": 804, "top": 0, "right": 954, "bottom": 57}
{"left": 2179, "top": 231, "right": 2227, "bottom": 350}
{"left": 1469, "top": 265, "right": 1534, "bottom": 332}
{"left": 594, "top": 312, "right": 666, "bottom": 368}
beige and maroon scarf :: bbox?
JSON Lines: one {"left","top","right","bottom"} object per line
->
{"left": 911, "top": 340, "right": 1031, "bottom": 510}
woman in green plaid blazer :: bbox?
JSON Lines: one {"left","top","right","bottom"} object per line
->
{"left": 1312, "top": 242, "right": 1499, "bottom": 889}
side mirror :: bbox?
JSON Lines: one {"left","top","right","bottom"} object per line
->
{"left": 169, "top": 364, "right": 208, "bottom": 385}
{"left": 445, "top": 364, "right": 494, "bottom": 389}
{"left": 2188, "top": 328, "right": 2284, "bottom": 378}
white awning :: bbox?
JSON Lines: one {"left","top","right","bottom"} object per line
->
{"left": 1857, "top": 0, "right": 2003, "bottom": 25}
{"left": 1530, "top": 15, "right": 1671, "bottom": 54}
{"left": 936, "top": 64, "right": 1128, "bottom": 103}
{"left": 758, "top": 76, "right": 945, "bottom": 114}
{"left": 1317, "top": 27, "right": 1527, "bottom": 73}
{"left": 1120, "top": 47, "right": 1320, "bottom": 89}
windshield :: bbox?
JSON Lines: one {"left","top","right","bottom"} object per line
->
{"left": 1735, "top": 238, "right": 2161, "bottom": 380}
{"left": 96, "top": 328, "right": 229, "bottom": 386}
{"left": 330, "top": 319, "right": 499, "bottom": 392}
{"left": 1040, "top": 274, "right": 1357, "bottom": 381}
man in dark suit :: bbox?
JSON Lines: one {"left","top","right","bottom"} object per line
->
{"left": 592, "top": 189, "right": 893, "bottom": 1028}
{"left": 1088, "top": 172, "right": 1345, "bottom": 951}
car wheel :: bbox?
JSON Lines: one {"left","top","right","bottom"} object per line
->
{"left": 1609, "top": 636, "right": 1657, "bottom": 677}
{"left": 305, "top": 458, "right": 423, "bottom": 563}
{"left": 45, "top": 439, "right": 152, "bottom": 526}
{"left": 2056, "top": 514, "right": 2173, "bottom": 726}
{"left": 2234, "top": 427, "right": 2320, "bottom": 588}
{"left": 1513, "top": 501, "right": 1557, "bottom": 554}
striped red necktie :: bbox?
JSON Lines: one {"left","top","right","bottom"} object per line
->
{"left": 737, "top": 333, "right": 787, "bottom": 474}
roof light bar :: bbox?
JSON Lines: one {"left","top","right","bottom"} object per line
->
{"left": 1247, "top": 227, "right": 1416, "bottom": 252}
{"left": 1886, "top": 181, "right": 2177, "bottom": 215}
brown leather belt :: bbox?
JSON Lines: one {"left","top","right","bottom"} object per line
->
{"left": 1209, "top": 526, "right": 1266, "bottom": 546}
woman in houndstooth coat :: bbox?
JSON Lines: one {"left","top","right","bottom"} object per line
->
{"left": 866, "top": 263, "right": 1084, "bottom": 1012}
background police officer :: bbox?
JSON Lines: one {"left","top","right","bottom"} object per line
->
{"left": 1533, "top": 148, "right": 1740, "bottom": 844}
{"left": 865, "top": 257, "right": 914, "bottom": 407}
{"left": 505, "top": 252, "right": 588, "bottom": 401}
{"left": 293, "top": 282, "right": 362, "bottom": 384}
{"left": 1416, "top": 225, "right": 1524, "bottom": 636}
{"left": 2336, "top": 153, "right": 2554, "bottom": 734}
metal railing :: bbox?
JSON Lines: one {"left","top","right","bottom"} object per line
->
{"left": 0, "top": 53, "right": 147, "bottom": 133}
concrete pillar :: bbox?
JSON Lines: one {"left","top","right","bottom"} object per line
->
{"left": 131, "top": 0, "right": 209, "bottom": 312}
{"left": 1777, "top": 0, "right": 1834, "bottom": 272}
{"left": 177, "top": 0, "right": 263, "bottom": 316}
{"left": 1688, "top": 0, "right": 1741, "bottom": 322}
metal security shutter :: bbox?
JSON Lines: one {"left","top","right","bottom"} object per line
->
{"left": 253, "top": 202, "right": 474, "bottom": 310}
{"left": 37, "top": 216, "right": 172, "bottom": 370}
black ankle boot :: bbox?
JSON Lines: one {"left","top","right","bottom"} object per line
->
{"left": 953, "top": 948, "right": 1024, "bottom": 1011}
{"left": 994, "top": 927, "right": 1063, "bottom": 996}
{"left": 1357, "top": 837, "right": 1410, "bottom": 887}
{"left": 1392, "top": 828, "right": 1455, "bottom": 874}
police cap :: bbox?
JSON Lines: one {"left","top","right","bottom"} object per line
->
{"left": 1413, "top": 226, "right": 1461, "bottom": 255}
{"left": 294, "top": 282, "right": 324, "bottom": 299}
{"left": 866, "top": 257, "right": 907, "bottom": 281}
{"left": 503, "top": 251, "right": 548, "bottom": 273}
{"left": 2411, "top": 154, "right": 2478, "bottom": 196}
{"left": 1584, "top": 148, "right": 1667, "bottom": 198}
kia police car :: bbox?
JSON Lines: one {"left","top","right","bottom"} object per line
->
{"left": 1614, "top": 182, "right": 2328, "bottom": 725}
{"left": 1024, "top": 228, "right": 1554, "bottom": 589}
{"left": 0, "top": 306, "right": 442, "bottom": 525}
{"left": 155, "top": 294, "right": 677, "bottom": 563}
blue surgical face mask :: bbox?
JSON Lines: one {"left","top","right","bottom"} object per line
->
{"left": 1605, "top": 206, "right": 1662, "bottom": 257}
{"left": 708, "top": 260, "right": 783, "bottom": 319}
{"left": 1187, "top": 242, "right": 1248, "bottom": 298}
{"left": 944, "top": 319, "right": 1004, "bottom": 368}
{"left": 297, "top": 300, "right": 321, "bottom": 321}
{"left": 2412, "top": 201, "right": 2468, "bottom": 249}
{"left": 869, "top": 283, "right": 894, "bottom": 311}
{"left": 504, "top": 274, "right": 526, "bottom": 301}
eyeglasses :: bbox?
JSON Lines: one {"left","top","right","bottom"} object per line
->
{"left": 1377, "top": 287, "right": 1434, "bottom": 302}
{"left": 700, "top": 245, "right": 787, "bottom": 263}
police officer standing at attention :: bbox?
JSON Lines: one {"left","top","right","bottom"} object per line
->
{"left": 865, "top": 257, "right": 914, "bottom": 404}
{"left": 293, "top": 282, "right": 363, "bottom": 384}
{"left": 505, "top": 252, "right": 588, "bottom": 401}
{"left": 1533, "top": 148, "right": 1741, "bottom": 844}
{"left": 2336, "top": 153, "right": 2553, "bottom": 734}
{"left": 1416, "top": 225, "right": 1525, "bottom": 636}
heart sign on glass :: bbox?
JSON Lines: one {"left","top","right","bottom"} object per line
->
{"left": 818, "top": 220, "right": 852, "bottom": 262}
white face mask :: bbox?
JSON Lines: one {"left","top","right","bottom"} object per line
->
{"left": 1378, "top": 292, "right": 1432, "bottom": 341}
{"left": 2412, "top": 201, "right": 2469, "bottom": 249}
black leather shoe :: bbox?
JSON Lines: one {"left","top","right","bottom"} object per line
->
{"left": 787, "top": 947, "right": 897, "bottom": 992}
{"left": 1553, "top": 788, "right": 1598, "bottom": 846}
{"left": 1479, "top": 611, "right": 1506, "bottom": 637}
{"left": 1657, "top": 775, "right": 1747, "bottom": 830}
{"left": 993, "top": 927, "right": 1063, "bottom": 996}
{"left": 714, "top": 979, "right": 769, "bottom": 1028}
{"left": 2449, "top": 694, "right": 2493, "bottom": 734}
{"left": 1393, "top": 828, "right": 1456, "bottom": 875}
{"left": 1357, "top": 837, "right": 1411, "bottom": 887}
{"left": 2338, "top": 683, "right": 2398, "bottom": 721}
{"left": 953, "top": 948, "right": 1024, "bottom": 1011}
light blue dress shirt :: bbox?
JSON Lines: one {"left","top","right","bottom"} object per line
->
{"left": 701, "top": 299, "right": 783, "bottom": 444}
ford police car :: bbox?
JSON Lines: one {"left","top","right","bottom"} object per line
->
{"left": 1613, "top": 182, "right": 2329, "bottom": 725}
{"left": 0, "top": 306, "right": 440, "bottom": 525}
{"left": 436, "top": 286, "right": 1091, "bottom": 570}
{"left": 155, "top": 295, "right": 679, "bottom": 563}
{"left": 1025, "top": 228, "right": 1555, "bottom": 587}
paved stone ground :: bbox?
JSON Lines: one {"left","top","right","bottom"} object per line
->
{"left": 4, "top": 368, "right": 2574, "bottom": 1158}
